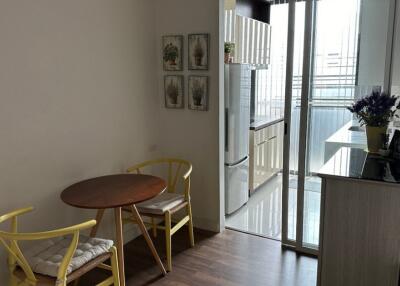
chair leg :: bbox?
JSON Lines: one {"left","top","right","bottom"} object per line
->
{"left": 165, "top": 211, "right": 172, "bottom": 272}
{"left": 8, "top": 255, "right": 19, "bottom": 286}
{"left": 151, "top": 218, "right": 157, "bottom": 238}
{"left": 9, "top": 274, "right": 18, "bottom": 286}
{"left": 56, "top": 279, "right": 67, "bottom": 286}
{"left": 110, "top": 247, "right": 121, "bottom": 286}
{"left": 187, "top": 203, "right": 195, "bottom": 247}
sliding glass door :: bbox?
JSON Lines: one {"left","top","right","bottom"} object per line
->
{"left": 282, "top": 0, "right": 308, "bottom": 250}
{"left": 303, "top": 0, "right": 361, "bottom": 248}
{"left": 282, "top": 0, "right": 396, "bottom": 253}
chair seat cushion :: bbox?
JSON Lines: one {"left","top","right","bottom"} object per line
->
{"left": 136, "top": 192, "right": 185, "bottom": 215}
{"left": 24, "top": 235, "right": 113, "bottom": 278}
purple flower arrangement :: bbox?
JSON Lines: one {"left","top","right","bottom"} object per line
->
{"left": 347, "top": 91, "right": 400, "bottom": 127}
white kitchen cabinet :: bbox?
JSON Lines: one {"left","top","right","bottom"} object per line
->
{"left": 249, "top": 121, "right": 284, "bottom": 194}
{"left": 224, "top": 9, "right": 271, "bottom": 66}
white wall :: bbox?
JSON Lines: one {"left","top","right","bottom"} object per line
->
{"left": 0, "top": 0, "right": 159, "bottom": 281}
{"left": 154, "top": 0, "right": 222, "bottom": 231}
{"left": 357, "top": 0, "right": 391, "bottom": 87}
{"left": 391, "top": 0, "right": 400, "bottom": 94}
{"left": 0, "top": 0, "right": 224, "bottom": 282}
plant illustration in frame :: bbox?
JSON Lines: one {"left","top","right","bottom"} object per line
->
{"left": 163, "top": 35, "right": 183, "bottom": 71}
{"left": 188, "top": 76, "right": 208, "bottom": 111}
{"left": 164, "top": 75, "right": 184, "bottom": 109}
{"left": 188, "top": 34, "right": 209, "bottom": 70}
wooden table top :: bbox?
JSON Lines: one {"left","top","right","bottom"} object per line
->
{"left": 61, "top": 174, "right": 166, "bottom": 209}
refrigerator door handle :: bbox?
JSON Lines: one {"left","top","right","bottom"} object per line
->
{"left": 225, "top": 108, "right": 229, "bottom": 151}
{"left": 225, "top": 156, "right": 248, "bottom": 168}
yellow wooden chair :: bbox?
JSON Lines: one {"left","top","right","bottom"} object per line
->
{"left": 122, "top": 158, "right": 194, "bottom": 272}
{"left": 0, "top": 207, "right": 120, "bottom": 286}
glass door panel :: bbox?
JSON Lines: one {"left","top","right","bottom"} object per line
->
{"left": 301, "top": 0, "right": 394, "bottom": 249}
{"left": 283, "top": 0, "right": 396, "bottom": 252}
{"left": 303, "top": 0, "right": 362, "bottom": 248}
{"left": 282, "top": 0, "right": 305, "bottom": 246}
{"left": 288, "top": 1, "right": 306, "bottom": 243}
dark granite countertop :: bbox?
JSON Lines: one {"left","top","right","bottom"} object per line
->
{"left": 250, "top": 116, "right": 284, "bottom": 131}
{"left": 318, "top": 147, "right": 400, "bottom": 184}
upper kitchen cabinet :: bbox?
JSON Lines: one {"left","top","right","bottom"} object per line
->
{"left": 224, "top": 0, "right": 272, "bottom": 66}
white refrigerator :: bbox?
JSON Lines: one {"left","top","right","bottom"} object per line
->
{"left": 224, "top": 64, "right": 251, "bottom": 215}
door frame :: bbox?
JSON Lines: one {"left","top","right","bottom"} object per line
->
{"left": 282, "top": 0, "right": 398, "bottom": 255}
{"left": 294, "top": 0, "right": 316, "bottom": 254}
{"left": 282, "top": 0, "right": 318, "bottom": 255}
{"left": 281, "top": 0, "right": 296, "bottom": 249}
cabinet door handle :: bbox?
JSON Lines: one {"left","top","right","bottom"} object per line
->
{"left": 257, "top": 140, "right": 267, "bottom": 146}
{"left": 257, "top": 136, "right": 277, "bottom": 146}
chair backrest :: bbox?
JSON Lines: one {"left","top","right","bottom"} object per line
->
{"left": 126, "top": 158, "right": 193, "bottom": 199}
{"left": 0, "top": 207, "right": 96, "bottom": 285}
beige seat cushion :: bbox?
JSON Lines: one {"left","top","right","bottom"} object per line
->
{"left": 137, "top": 192, "right": 185, "bottom": 215}
{"left": 24, "top": 235, "right": 113, "bottom": 278}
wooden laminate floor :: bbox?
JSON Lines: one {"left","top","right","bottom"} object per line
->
{"left": 80, "top": 229, "right": 317, "bottom": 286}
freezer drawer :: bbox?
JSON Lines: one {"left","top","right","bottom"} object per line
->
{"left": 225, "top": 157, "right": 249, "bottom": 215}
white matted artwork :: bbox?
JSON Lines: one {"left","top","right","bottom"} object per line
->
{"left": 164, "top": 75, "right": 184, "bottom": 109}
{"left": 188, "top": 76, "right": 208, "bottom": 111}
{"left": 163, "top": 35, "right": 183, "bottom": 71}
{"left": 188, "top": 34, "right": 209, "bottom": 70}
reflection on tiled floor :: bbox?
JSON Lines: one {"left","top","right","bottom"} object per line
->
{"left": 225, "top": 174, "right": 321, "bottom": 246}
{"left": 303, "top": 177, "right": 321, "bottom": 246}
{"left": 226, "top": 175, "right": 283, "bottom": 240}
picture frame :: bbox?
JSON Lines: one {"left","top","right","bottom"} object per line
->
{"left": 162, "top": 35, "right": 183, "bottom": 71}
{"left": 188, "top": 76, "right": 209, "bottom": 111}
{"left": 188, "top": 34, "right": 209, "bottom": 70}
{"left": 164, "top": 75, "right": 184, "bottom": 109}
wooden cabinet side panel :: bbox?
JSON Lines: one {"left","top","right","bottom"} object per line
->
{"left": 320, "top": 178, "right": 400, "bottom": 286}
{"left": 317, "top": 178, "right": 327, "bottom": 286}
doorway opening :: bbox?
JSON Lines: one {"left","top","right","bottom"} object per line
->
{"left": 223, "top": 0, "right": 396, "bottom": 254}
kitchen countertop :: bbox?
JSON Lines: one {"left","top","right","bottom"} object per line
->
{"left": 318, "top": 147, "right": 400, "bottom": 184}
{"left": 323, "top": 120, "right": 367, "bottom": 162}
{"left": 250, "top": 116, "right": 284, "bottom": 130}
{"left": 325, "top": 120, "right": 367, "bottom": 147}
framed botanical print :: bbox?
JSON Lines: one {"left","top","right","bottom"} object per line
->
{"left": 188, "top": 76, "right": 208, "bottom": 111}
{"left": 164, "top": 75, "right": 184, "bottom": 109}
{"left": 188, "top": 34, "right": 209, "bottom": 70}
{"left": 163, "top": 35, "right": 183, "bottom": 71}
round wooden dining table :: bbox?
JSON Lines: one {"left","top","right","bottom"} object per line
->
{"left": 61, "top": 174, "right": 167, "bottom": 286}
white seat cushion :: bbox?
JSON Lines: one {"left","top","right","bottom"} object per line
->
{"left": 24, "top": 235, "right": 113, "bottom": 277}
{"left": 136, "top": 192, "right": 185, "bottom": 215}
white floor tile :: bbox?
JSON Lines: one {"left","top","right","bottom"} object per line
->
{"left": 225, "top": 174, "right": 321, "bottom": 246}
